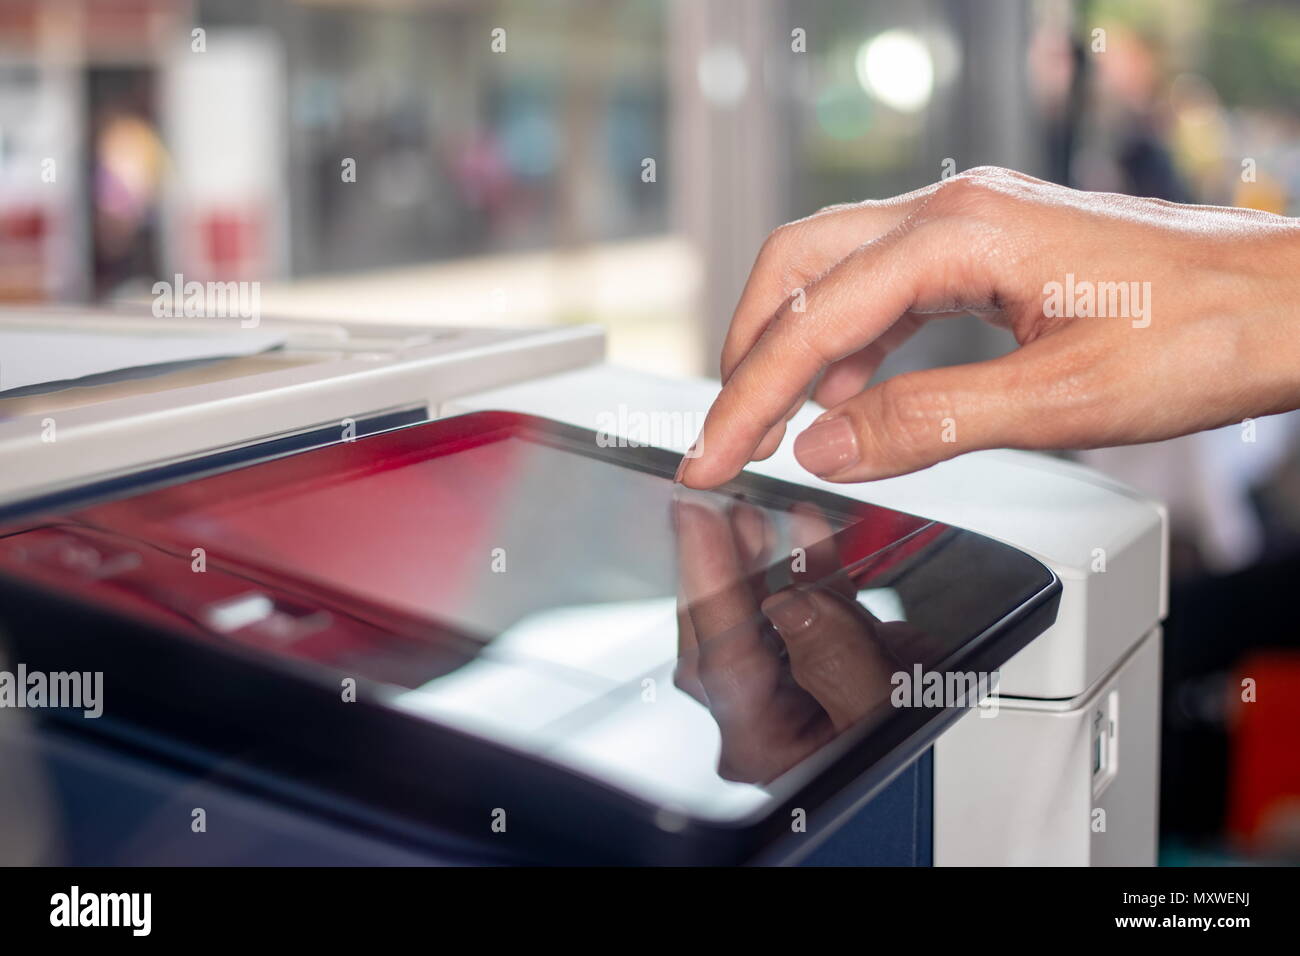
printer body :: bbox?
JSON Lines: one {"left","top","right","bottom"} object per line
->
{"left": 0, "top": 309, "right": 1165, "bottom": 866}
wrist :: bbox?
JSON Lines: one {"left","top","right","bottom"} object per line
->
{"left": 1240, "top": 219, "right": 1300, "bottom": 411}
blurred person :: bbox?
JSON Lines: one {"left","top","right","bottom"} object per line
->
{"left": 91, "top": 110, "right": 166, "bottom": 298}
{"left": 1085, "top": 26, "right": 1192, "bottom": 203}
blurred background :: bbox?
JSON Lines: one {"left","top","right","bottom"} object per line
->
{"left": 2, "top": 0, "right": 1299, "bottom": 864}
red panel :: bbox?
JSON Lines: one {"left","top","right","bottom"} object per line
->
{"left": 1226, "top": 651, "right": 1300, "bottom": 852}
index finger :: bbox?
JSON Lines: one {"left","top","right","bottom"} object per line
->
{"left": 682, "top": 220, "right": 942, "bottom": 489}
{"left": 721, "top": 185, "right": 943, "bottom": 385}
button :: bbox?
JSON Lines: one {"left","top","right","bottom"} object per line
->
{"left": 202, "top": 592, "right": 275, "bottom": 633}
{"left": 201, "top": 592, "right": 332, "bottom": 641}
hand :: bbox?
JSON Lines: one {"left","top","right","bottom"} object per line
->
{"left": 678, "top": 166, "right": 1300, "bottom": 488}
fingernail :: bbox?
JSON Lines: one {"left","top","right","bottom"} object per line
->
{"left": 793, "top": 416, "right": 858, "bottom": 477}
{"left": 761, "top": 590, "right": 817, "bottom": 636}
{"left": 674, "top": 439, "right": 700, "bottom": 482}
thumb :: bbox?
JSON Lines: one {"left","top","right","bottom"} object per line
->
{"left": 793, "top": 354, "right": 1036, "bottom": 481}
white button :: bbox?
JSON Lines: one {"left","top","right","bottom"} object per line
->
{"left": 202, "top": 593, "right": 274, "bottom": 633}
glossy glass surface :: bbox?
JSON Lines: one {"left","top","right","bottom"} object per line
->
{"left": 0, "top": 415, "right": 1054, "bottom": 822}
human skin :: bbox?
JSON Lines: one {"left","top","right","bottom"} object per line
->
{"left": 676, "top": 166, "right": 1300, "bottom": 488}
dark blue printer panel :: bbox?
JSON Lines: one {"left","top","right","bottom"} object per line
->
{"left": 0, "top": 717, "right": 931, "bottom": 866}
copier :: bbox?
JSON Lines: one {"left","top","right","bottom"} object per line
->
{"left": 0, "top": 307, "right": 1165, "bottom": 866}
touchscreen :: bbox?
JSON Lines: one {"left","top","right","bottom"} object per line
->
{"left": 64, "top": 421, "right": 1051, "bottom": 822}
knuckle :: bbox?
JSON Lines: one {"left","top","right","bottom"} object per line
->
{"left": 868, "top": 376, "right": 946, "bottom": 458}
{"left": 813, "top": 201, "right": 856, "bottom": 217}
{"left": 1031, "top": 345, "right": 1113, "bottom": 435}
{"left": 765, "top": 305, "right": 821, "bottom": 360}
{"left": 931, "top": 172, "right": 1000, "bottom": 214}
{"left": 757, "top": 221, "right": 818, "bottom": 293}
{"left": 759, "top": 222, "right": 797, "bottom": 262}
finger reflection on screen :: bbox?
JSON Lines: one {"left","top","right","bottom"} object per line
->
{"left": 671, "top": 490, "right": 904, "bottom": 784}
